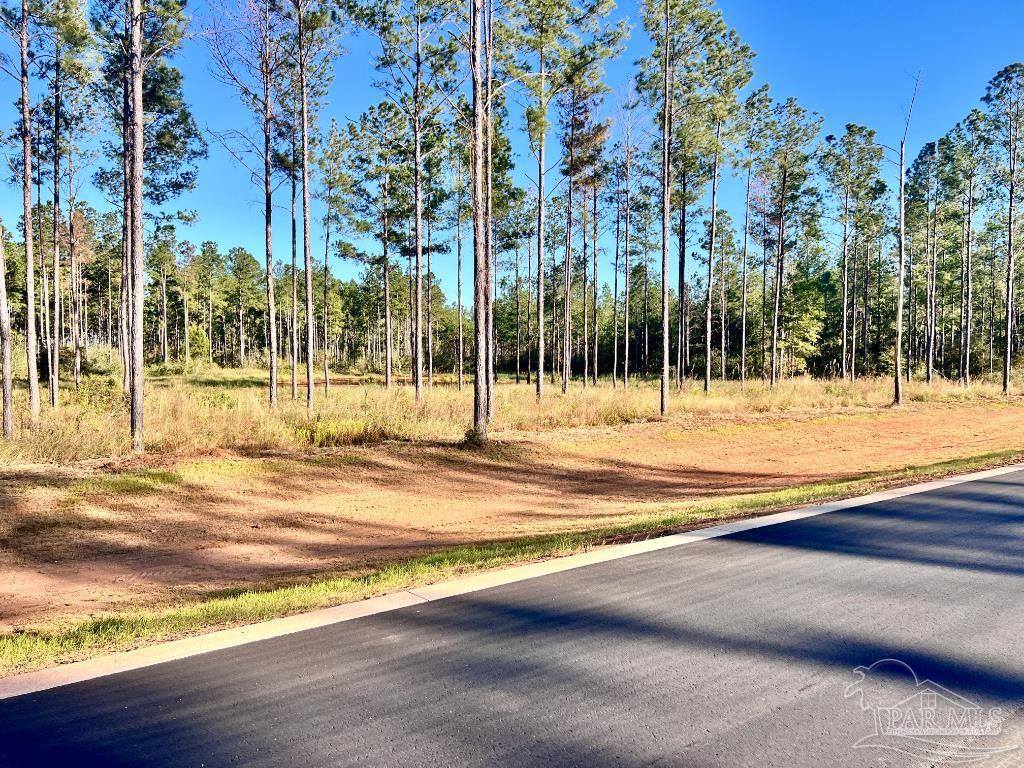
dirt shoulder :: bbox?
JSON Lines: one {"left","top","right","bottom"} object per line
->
{"left": 1, "top": 399, "right": 1021, "bottom": 633}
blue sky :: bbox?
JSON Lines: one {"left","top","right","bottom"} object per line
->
{"left": 5, "top": 0, "right": 1024, "bottom": 298}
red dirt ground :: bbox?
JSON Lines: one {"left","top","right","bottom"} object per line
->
{"left": 1, "top": 399, "right": 1021, "bottom": 631}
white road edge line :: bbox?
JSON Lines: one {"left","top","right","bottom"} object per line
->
{"left": 2, "top": 461, "right": 1022, "bottom": 701}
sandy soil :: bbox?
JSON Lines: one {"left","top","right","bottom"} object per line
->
{"left": 1, "top": 399, "right": 1022, "bottom": 632}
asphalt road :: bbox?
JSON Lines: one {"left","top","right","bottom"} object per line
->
{"left": 2, "top": 470, "right": 1024, "bottom": 767}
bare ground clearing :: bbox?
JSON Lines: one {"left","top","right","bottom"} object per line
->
{"left": 1, "top": 399, "right": 1021, "bottom": 632}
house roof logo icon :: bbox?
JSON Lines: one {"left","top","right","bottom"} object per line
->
{"left": 845, "top": 658, "right": 1019, "bottom": 764}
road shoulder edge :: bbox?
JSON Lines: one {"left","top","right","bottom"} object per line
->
{"left": 2, "top": 461, "right": 1020, "bottom": 701}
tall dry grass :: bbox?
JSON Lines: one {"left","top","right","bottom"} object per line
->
{"left": 0, "top": 354, "right": 1015, "bottom": 464}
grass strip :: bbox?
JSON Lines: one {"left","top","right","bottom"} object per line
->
{"left": 2, "top": 448, "right": 1021, "bottom": 677}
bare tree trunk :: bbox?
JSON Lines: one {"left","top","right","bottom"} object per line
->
{"left": 770, "top": 167, "right": 788, "bottom": 387}
{"left": 895, "top": 139, "right": 907, "bottom": 405}
{"left": 704, "top": 122, "right": 722, "bottom": 392}
{"left": 679, "top": 194, "right": 688, "bottom": 377}
{"left": 263, "top": 21, "right": 278, "bottom": 407}
{"left": 841, "top": 189, "right": 850, "bottom": 380}
{"left": 612, "top": 183, "right": 620, "bottom": 387}
{"left": 534, "top": 54, "right": 546, "bottom": 401}
{"left": 383, "top": 200, "right": 393, "bottom": 389}
{"left": 760, "top": 208, "right": 768, "bottom": 378}
{"left": 659, "top": 5, "right": 671, "bottom": 414}
{"left": 323, "top": 213, "right": 331, "bottom": 395}
{"left": 561, "top": 118, "right": 575, "bottom": 394}
{"left": 862, "top": 235, "right": 871, "bottom": 374}
{"left": 643, "top": 239, "right": 650, "bottom": 377}
{"left": 208, "top": 267, "right": 214, "bottom": 365}
{"left": 411, "top": 17, "right": 425, "bottom": 403}
{"left": 161, "top": 267, "right": 169, "bottom": 364}
{"left": 427, "top": 216, "right": 434, "bottom": 388}
{"left": 51, "top": 48, "right": 62, "bottom": 409}
{"left": 592, "top": 184, "right": 598, "bottom": 386}
{"left": 964, "top": 177, "right": 974, "bottom": 385}
{"left": 298, "top": 8, "right": 315, "bottom": 409}
{"left": 106, "top": 258, "right": 112, "bottom": 359}
{"left": 484, "top": 0, "right": 495, "bottom": 417}
{"left": 526, "top": 238, "right": 532, "bottom": 384}
{"left": 581, "top": 199, "right": 588, "bottom": 388}
{"left": 0, "top": 229, "right": 12, "bottom": 437}
{"left": 290, "top": 109, "right": 298, "bottom": 398}
{"left": 128, "top": 0, "right": 145, "bottom": 451}
{"left": 456, "top": 162, "right": 464, "bottom": 391}
{"left": 926, "top": 162, "right": 937, "bottom": 384}
{"left": 470, "top": 0, "right": 487, "bottom": 440}
{"left": 238, "top": 285, "right": 245, "bottom": 365}
{"left": 1004, "top": 160, "right": 1016, "bottom": 394}
{"left": 622, "top": 143, "right": 632, "bottom": 388}
{"left": 550, "top": 253, "right": 557, "bottom": 383}
{"left": 19, "top": 0, "right": 39, "bottom": 424}
{"left": 183, "top": 282, "right": 190, "bottom": 366}
{"left": 740, "top": 167, "right": 751, "bottom": 385}
{"left": 719, "top": 225, "right": 726, "bottom": 380}
{"left": 515, "top": 246, "right": 521, "bottom": 383}
{"left": 69, "top": 127, "right": 82, "bottom": 390}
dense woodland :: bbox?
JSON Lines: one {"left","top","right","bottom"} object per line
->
{"left": 4, "top": 0, "right": 1024, "bottom": 449}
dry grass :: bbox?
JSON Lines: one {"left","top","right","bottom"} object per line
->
{"left": 0, "top": 353, "right": 1015, "bottom": 464}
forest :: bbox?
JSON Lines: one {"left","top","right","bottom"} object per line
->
{"left": 4, "top": 0, "right": 1024, "bottom": 452}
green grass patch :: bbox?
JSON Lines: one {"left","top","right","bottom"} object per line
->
{"left": 2, "top": 448, "right": 1021, "bottom": 677}
{"left": 70, "top": 470, "right": 183, "bottom": 496}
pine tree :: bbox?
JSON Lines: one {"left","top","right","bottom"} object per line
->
{"left": 981, "top": 63, "right": 1024, "bottom": 394}
{"left": 207, "top": 0, "right": 290, "bottom": 407}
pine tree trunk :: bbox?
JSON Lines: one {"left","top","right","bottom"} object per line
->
{"left": 161, "top": 267, "right": 169, "bottom": 364}
{"left": 894, "top": 140, "right": 906, "bottom": 405}
{"left": 470, "top": 0, "right": 487, "bottom": 440}
{"left": 323, "top": 211, "right": 331, "bottom": 396}
{"left": 0, "top": 229, "right": 12, "bottom": 437}
{"left": 581, "top": 199, "right": 588, "bottom": 389}
{"left": 659, "top": 8, "right": 671, "bottom": 414}
{"left": 456, "top": 161, "right": 464, "bottom": 391}
{"left": 515, "top": 247, "right": 521, "bottom": 384}
{"left": 1004, "top": 160, "right": 1015, "bottom": 394}
{"left": 383, "top": 195, "right": 393, "bottom": 389}
{"left": 592, "top": 184, "right": 598, "bottom": 386}
{"left": 612, "top": 183, "right": 620, "bottom": 388}
{"left": 50, "top": 49, "right": 62, "bottom": 409}
{"left": 720, "top": 226, "right": 726, "bottom": 380}
{"left": 964, "top": 177, "right": 974, "bottom": 385}
{"left": 263, "top": 26, "right": 278, "bottom": 407}
{"left": 298, "top": 9, "right": 315, "bottom": 409}
{"left": 427, "top": 216, "right": 434, "bottom": 388}
{"left": 526, "top": 238, "right": 532, "bottom": 384}
{"left": 561, "top": 120, "right": 575, "bottom": 394}
{"left": 704, "top": 123, "right": 722, "bottom": 392}
{"left": 534, "top": 52, "right": 545, "bottom": 402}
{"left": 290, "top": 109, "right": 298, "bottom": 398}
{"left": 622, "top": 143, "right": 631, "bottom": 388}
{"left": 184, "top": 285, "right": 190, "bottom": 367}
{"left": 484, "top": 1, "right": 495, "bottom": 417}
{"left": 410, "top": 16, "right": 425, "bottom": 402}
{"left": 770, "top": 167, "right": 788, "bottom": 387}
{"left": 19, "top": 0, "right": 39, "bottom": 424}
{"left": 740, "top": 167, "right": 751, "bottom": 385}
{"left": 679, "top": 195, "right": 688, "bottom": 377}
{"left": 128, "top": 0, "right": 145, "bottom": 451}
{"left": 69, "top": 129, "right": 82, "bottom": 390}
{"left": 841, "top": 188, "right": 850, "bottom": 380}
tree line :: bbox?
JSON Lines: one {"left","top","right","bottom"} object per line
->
{"left": 4, "top": 0, "right": 1024, "bottom": 449}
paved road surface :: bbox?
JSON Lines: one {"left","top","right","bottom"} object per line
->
{"left": 2, "top": 470, "right": 1024, "bottom": 767}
